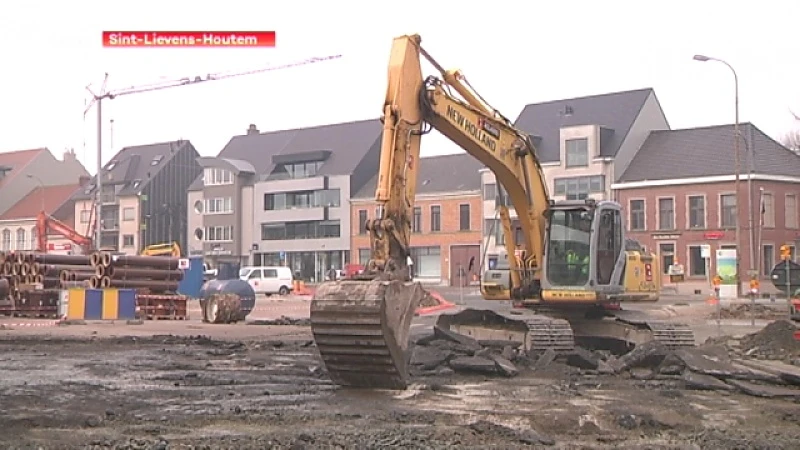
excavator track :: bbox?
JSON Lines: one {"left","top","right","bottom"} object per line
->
{"left": 435, "top": 309, "right": 575, "bottom": 354}
{"left": 309, "top": 279, "right": 425, "bottom": 390}
{"left": 614, "top": 316, "right": 697, "bottom": 349}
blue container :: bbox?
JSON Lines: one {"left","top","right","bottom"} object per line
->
{"left": 178, "top": 256, "right": 205, "bottom": 298}
{"left": 200, "top": 279, "right": 256, "bottom": 319}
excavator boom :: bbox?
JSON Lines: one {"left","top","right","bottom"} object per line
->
{"left": 36, "top": 211, "right": 94, "bottom": 254}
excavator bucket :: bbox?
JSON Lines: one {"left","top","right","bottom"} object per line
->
{"left": 310, "top": 279, "right": 425, "bottom": 389}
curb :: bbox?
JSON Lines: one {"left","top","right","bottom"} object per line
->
{"left": 0, "top": 317, "right": 66, "bottom": 329}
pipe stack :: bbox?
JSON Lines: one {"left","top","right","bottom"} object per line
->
{"left": 0, "top": 251, "right": 84, "bottom": 316}
{"left": 89, "top": 252, "right": 184, "bottom": 294}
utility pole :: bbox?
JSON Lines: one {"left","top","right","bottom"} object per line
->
{"left": 82, "top": 54, "right": 342, "bottom": 251}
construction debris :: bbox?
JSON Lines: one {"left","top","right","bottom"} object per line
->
{"left": 408, "top": 319, "right": 800, "bottom": 400}
{"left": 709, "top": 303, "right": 790, "bottom": 321}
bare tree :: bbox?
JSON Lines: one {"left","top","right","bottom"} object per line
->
{"left": 783, "top": 109, "right": 800, "bottom": 155}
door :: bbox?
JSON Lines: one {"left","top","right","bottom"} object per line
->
{"left": 450, "top": 245, "right": 480, "bottom": 287}
{"left": 263, "top": 268, "right": 279, "bottom": 293}
{"left": 247, "top": 268, "right": 264, "bottom": 293}
{"left": 658, "top": 242, "right": 675, "bottom": 283}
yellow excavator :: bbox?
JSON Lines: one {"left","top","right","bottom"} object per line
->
{"left": 309, "top": 34, "right": 695, "bottom": 390}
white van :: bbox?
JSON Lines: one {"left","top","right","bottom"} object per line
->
{"left": 239, "top": 266, "right": 294, "bottom": 296}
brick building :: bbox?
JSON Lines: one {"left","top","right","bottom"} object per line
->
{"left": 612, "top": 123, "right": 800, "bottom": 294}
{"left": 350, "top": 153, "right": 484, "bottom": 286}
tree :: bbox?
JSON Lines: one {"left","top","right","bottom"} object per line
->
{"left": 782, "top": 110, "right": 800, "bottom": 155}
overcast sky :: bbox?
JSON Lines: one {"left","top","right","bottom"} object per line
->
{"left": 1, "top": 0, "right": 798, "bottom": 174}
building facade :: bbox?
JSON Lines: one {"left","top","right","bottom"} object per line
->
{"left": 351, "top": 153, "right": 485, "bottom": 286}
{"left": 186, "top": 158, "right": 256, "bottom": 266}
{"left": 0, "top": 148, "right": 89, "bottom": 216}
{"left": 73, "top": 140, "right": 201, "bottom": 255}
{"left": 188, "top": 120, "right": 383, "bottom": 281}
{"left": 613, "top": 123, "right": 800, "bottom": 293}
{"left": 481, "top": 88, "right": 669, "bottom": 262}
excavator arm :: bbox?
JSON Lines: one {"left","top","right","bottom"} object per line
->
{"left": 36, "top": 211, "right": 94, "bottom": 254}
{"left": 310, "top": 34, "right": 552, "bottom": 390}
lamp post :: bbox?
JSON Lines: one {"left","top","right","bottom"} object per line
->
{"left": 694, "top": 54, "right": 743, "bottom": 298}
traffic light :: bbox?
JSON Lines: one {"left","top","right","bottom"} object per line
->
{"left": 780, "top": 244, "right": 792, "bottom": 261}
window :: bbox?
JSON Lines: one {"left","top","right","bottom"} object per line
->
{"left": 263, "top": 189, "right": 341, "bottom": 210}
{"left": 203, "top": 168, "right": 233, "bottom": 186}
{"left": 30, "top": 227, "right": 37, "bottom": 250}
{"left": 122, "top": 234, "right": 135, "bottom": 247}
{"left": 629, "top": 199, "right": 645, "bottom": 231}
{"left": 358, "top": 248, "right": 371, "bottom": 264}
{"left": 786, "top": 194, "right": 798, "bottom": 229}
{"left": 565, "top": 138, "right": 589, "bottom": 168}
{"left": 658, "top": 197, "right": 675, "bottom": 230}
{"left": 762, "top": 244, "right": 775, "bottom": 276}
{"left": 205, "top": 197, "right": 233, "bottom": 214}
{"left": 15, "top": 228, "right": 26, "bottom": 250}
{"left": 483, "top": 183, "right": 497, "bottom": 201}
{"left": 269, "top": 161, "right": 324, "bottom": 180}
{"left": 430, "top": 205, "right": 441, "bottom": 232}
{"left": 80, "top": 210, "right": 91, "bottom": 223}
{"left": 412, "top": 207, "right": 421, "bottom": 233}
{"left": 410, "top": 246, "right": 441, "bottom": 279}
{"left": 1, "top": 229, "right": 10, "bottom": 251}
{"left": 150, "top": 155, "right": 163, "bottom": 166}
{"left": 122, "top": 207, "right": 135, "bottom": 221}
{"left": 358, "top": 209, "right": 368, "bottom": 235}
{"left": 553, "top": 175, "right": 604, "bottom": 200}
{"left": 260, "top": 220, "right": 341, "bottom": 240}
{"left": 720, "top": 194, "right": 737, "bottom": 228}
{"left": 688, "top": 245, "right": 707, "bottom": 277}
{"left": 459, "top": 204, "right": 470, "bottom": 231}
{"left": 659, "top": 242, "right": 675, "bottom": 275}
{"left": 205, "top": 226, "right": 234, "bottom": 242}
{"left": 762, "top": 193, "right": 775, "bottom": 228}
{"left": 688, "top": 195, "right": 705, "bottom": 229}
{"left": 194, "top": 200, "right": 204, "bottom": 214}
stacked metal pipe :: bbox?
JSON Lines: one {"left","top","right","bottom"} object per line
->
{"left": 0, "top": 251, "right": 94, "bottom": 300}
{"left": 89, "top": 252, "right": 183, "bottom": 294}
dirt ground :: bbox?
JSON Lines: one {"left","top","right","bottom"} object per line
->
{"left": 1, "top": 302, "right": 799, "bottom": 449}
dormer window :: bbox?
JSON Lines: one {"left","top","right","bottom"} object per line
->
{"left": 106, "top": 160, "right": 117, "bottom": 170}
{"left": 132, "top": 179, "right": 142, "bottom": 189}
{"left": 150, "top": 155, "right": 164, "bottom": 166}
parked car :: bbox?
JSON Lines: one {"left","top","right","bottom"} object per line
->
{"left": 239, "top": 265, "right": 294, "bottom": 296}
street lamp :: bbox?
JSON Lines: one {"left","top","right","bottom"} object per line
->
{"left": 26, "top": 174, "right": 45, "bottom": 212}
{"left": 694, "top": 54, "right": 743, "bottom": 298}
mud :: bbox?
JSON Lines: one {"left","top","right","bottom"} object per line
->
{"left": 709, "top": 303, "right": 792, "bottom": 321}
{"left": 2, "top": 331, "right": 800, "bottom": 449}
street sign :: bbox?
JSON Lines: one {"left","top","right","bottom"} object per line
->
{"left": 700, "top": 244, "right": 711, "bottom": 259}
{"left": 178, "top": 258, "right": 190, "bottom": 270}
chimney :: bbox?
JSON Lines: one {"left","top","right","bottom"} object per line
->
{"left": 247, "top": 124, "right": 259, "bottom": 135}
{"left": 78, "top": 175, "right": 91, "bottom": 187}
{"left": 63, "top": 148, "right": 77, "bottom": 162}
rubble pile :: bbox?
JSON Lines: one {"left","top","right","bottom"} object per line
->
{"left": 249, "top": 316, "right": 312, "bottom": 326}
{"left": 738, "top": 319, "right": 800, "bottom": 359}
{"left": 418, "top": 290, "right": 443, "bottom": 308}
{"left": 410, "top": 320, "right": 800, "bottom": 400}
{"left": 709, "top": 303, "right": 789, "bottom": 321}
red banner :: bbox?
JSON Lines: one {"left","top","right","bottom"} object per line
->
{"left": 102, "top": 31, "right": 276, "bottom": 48}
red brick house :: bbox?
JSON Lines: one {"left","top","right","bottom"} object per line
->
{"left": 350, "top": 153, "right": 484, "bottom": 286}
{"left": 612, "top": 123, "right": 800, "bottom": 294}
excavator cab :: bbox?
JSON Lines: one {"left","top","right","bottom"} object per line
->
{"left": 539, "top": 200, "right": 626, "bottom": 302}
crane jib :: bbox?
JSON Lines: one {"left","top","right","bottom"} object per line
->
{"left": 446, "top": 105, "right": 498, "bottom": 151}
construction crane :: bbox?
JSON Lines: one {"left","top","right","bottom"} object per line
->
{"left": 82, "top": 54, "right": 343, "bottom": 250}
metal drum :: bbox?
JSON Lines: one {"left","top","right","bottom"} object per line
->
{"left": 199, "top": 279, "right": 256, "bottom": 322}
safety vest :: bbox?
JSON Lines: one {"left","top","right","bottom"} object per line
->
{"left": 567, "top": 251, "right": 589, "bottom": 275}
